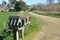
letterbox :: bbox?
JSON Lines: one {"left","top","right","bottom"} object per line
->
{"left": 20, "top": 16, "right": 31, "bottom": 24}
{"left": 21, "top": 18, "right": 27, "bottom": 26}
{"left": 26, "top": 16, "right": 31, "bottom": 24}
{"left": 8, "top": 16, "right": 22, "bottom": 30}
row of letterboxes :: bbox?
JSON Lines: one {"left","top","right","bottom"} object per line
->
{"left": 8, "top": 16, "right": 31, "bottom": 31}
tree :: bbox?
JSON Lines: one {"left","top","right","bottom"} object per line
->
{"left": 12, "top": 0, "right": 16, "bottom": 4}
{"left": 2, "top": 1, "right": 7, "bottom": 11}
{"left": 9, "top": 0, "right": 16, "bottom": 4}
{"left": 2, "top": 1, "right": 7, "bottom": 5}
{"left": 57, "top": 0, "right": 60, "bottom": 11}
{"left": 47, "top": 0, "right": 54, "bottom": 11}
{"left": 47, "top": 0, "right": 54, "bottom": 4}
{"left": 19, "top": 0, "right": 28, "bottom": 10}
{"left": 14, "top": 1, "right": 21, "bottom": 11}
{"left": 14, "top": 0, "right": 28, "bottom": 11}
{"left": 58, "top": 0, "right": 60, "bottom": 3}
{"left": 9, "top": 0, "right": 13, "bottom": 4}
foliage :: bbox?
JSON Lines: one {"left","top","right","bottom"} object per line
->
{"left": 30, "top": 3, "right": 60, "bottom": 12}
{"left": 12, "top": 0, "right": 16, "bottom": 4}
{"left": 14, "top": 1, "right": 21, "bottom": 11}
{"left": 47, "top": 0, "right": 54, "bottom": 4}
{"left": 14, "top": 1, "right": 28, "bottom": 11}
{"left": 2, "top": 1, "right": 7, "bottom": 4}
{"left": 9, "top": 0, "right": 16, "bottom": 4}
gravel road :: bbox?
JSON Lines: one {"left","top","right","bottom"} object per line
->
{"left": 29, "top": 12, "right": 60, "bottom": 40}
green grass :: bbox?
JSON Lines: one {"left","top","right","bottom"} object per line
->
{"left": 0, "top": 12, "right": 18, "bottom": 33}
{"left": 25, "top": 12, "right": 41, "bottom": 34}
{"left": 0, "top": 12, "right": 18, "bottom": 40}
{"left": 24, "top": 12, "right": 42, "bottom": 40}
{"left": 34, "top": 11, "right": 60, "bottom": 18}
{"left": 0, "top": 11, "right": 42, "bottom": 40}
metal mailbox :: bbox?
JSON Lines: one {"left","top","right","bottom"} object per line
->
{"left": 21, "top": 16, "right": 31, "bottom": 24}
{"left": 26, "top": 16, "right": 31, "bottom": 24}
{"left": 8, "top": 16, "right": 22, "bottom": 30}
{"left": 21, "top": 18, "right": 27, "bottom": 25}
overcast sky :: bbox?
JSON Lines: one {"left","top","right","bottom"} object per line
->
{"left": 0, "top": 0, "right": 58, "bottom": 5}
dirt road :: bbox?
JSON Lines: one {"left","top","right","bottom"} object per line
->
{"left": 29, "top": 12, "right": 60, "bottom": 40}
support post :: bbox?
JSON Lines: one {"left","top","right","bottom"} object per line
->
{"left": 13, "top": 30, "right": 19, "bottom": 40}
{"left": 22, "top": 26, "right": 24, "bottom": 40}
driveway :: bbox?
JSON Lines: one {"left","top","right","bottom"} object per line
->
{"left": 29, "top": 12, "right": 60, "bottom": 40}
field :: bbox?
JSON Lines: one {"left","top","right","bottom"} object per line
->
{"left": 0, "top": 12, "right": 18, "bottom": 40}
{"left": 0, "top": 12, "right": 41, "bottom": 40}
{"left": 0, "top": 12, "right": 18, "bottom": 33}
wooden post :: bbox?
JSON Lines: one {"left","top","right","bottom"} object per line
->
{"left": 22, "top": 27, "right": 24, "bottom": 40}
{"left": 13, "top": 30, "right": 19, "bottom": 40}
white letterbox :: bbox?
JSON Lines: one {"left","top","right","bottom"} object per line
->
{"left": 8, "top": 16, "right": 22, "bottom": 30}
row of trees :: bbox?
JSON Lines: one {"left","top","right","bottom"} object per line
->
{"left": 47, "top": 0, "right": 60, "bottom": 11}
{"left": 15, "top": 0, "right": 28, "bottom": 11}
{"left": 30, "top": 0, "right": 60, "bottom": 12}
{"left": 9, "top": 0, "right": 28, "bottom": 11}
{"left": 1, "top": 0, "right": 28, "bottom": 11}
{"left": 0, "top": 1, "right": 7, "bottom": 11}
{"left": 47, "top": 0, "right": 60, "bottom": 4}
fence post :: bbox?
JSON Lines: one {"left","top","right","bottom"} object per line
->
{"left": 13, "top": 30, "right": 19, "bottom": 40}
{"left": 22, "top": 26, "right": 25, "bottom": 40}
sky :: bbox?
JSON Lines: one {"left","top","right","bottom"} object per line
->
{"left": 0, "top": 0, "right": 58, "bottom": 5}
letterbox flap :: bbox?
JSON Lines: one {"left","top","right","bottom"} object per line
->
{"left": 8, "top": 16, "right": 21, "bottom": 26}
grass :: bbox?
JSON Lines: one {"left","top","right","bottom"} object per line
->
{"left": 34, "top": 11, "right": 60, "bottom": 18}
{"left": 0, "top": 12, "right": 18, "bottom": 33}
{"left": 0, "top": 12, "right": 18, "bottom": 40}
{"left": 0, "top": 11, "right": 42, "bottom": 40}
{"left": 26, "top": 12, "right": 41, "bottom": 33}
{"left": 24, "top": 12, "right": 42, "bottom": 40}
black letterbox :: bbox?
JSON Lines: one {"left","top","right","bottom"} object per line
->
{"left": 8, "top": 16, "right": 22, "bottom": 30}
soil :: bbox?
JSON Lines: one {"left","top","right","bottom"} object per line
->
{"left": 29, "top": 12, "right": 60, "bottom": 40}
